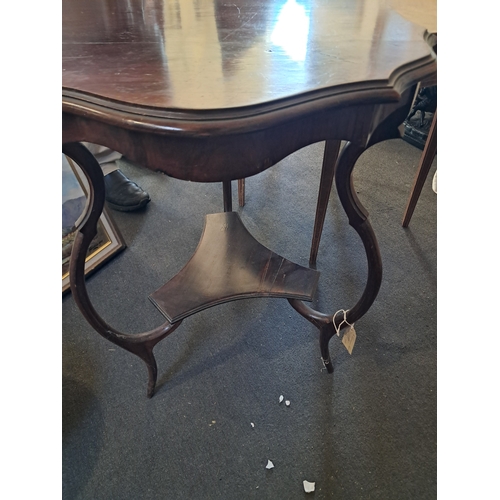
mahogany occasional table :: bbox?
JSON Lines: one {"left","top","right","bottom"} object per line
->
{"left": 63, "top": 0, "right": 437, "bottom": 397}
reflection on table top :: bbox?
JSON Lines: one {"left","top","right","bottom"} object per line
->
{"left": 62, "top": 0, "right": 436, "bottom": 111}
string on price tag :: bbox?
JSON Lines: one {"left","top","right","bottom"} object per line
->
{"left": 333, "top": 309, "right": 356, "bottom": 355}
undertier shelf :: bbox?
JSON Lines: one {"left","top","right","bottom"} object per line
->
{"left": 149, "top": 212, "right": 320, "bottom": 323}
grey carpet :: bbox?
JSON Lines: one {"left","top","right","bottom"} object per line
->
{"left": 62, "top": 138, "right": 437, "bottom": 499}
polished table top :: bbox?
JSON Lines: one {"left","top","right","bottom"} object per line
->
{"left": 63, "top": 0, "right": 436, "bottom": 117}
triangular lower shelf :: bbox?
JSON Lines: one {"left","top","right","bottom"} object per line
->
{"left": 149, "top": 212, "right": 320, "bottom": 323}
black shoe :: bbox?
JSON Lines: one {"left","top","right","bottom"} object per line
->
{"left": 104, "top": 170, "right": 151, "bottom": 212}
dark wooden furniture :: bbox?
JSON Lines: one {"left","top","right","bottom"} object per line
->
{"left": 402, "top": 33, "right": 437, "bottom": 227}
{"left": 402, "top": 110, "right": 437, "bottom": 227}
{"left": 63, "top": 0, "right": 437, "bottom": 397}
{"left": 150, "top": 212, "right": 320, "bottom": 323}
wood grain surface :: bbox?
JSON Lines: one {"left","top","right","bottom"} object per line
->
{"left": 63, "top": 0, "right": 436, "bottom": 112}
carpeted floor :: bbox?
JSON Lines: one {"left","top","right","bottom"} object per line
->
{"left": 62, "top": 138, "right": 437, "bottom": 499}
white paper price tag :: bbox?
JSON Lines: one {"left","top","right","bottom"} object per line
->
{"left": 341, "top": 325, "right": 356, "bottom": 354}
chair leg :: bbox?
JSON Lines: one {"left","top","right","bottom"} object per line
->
{"left": 238, "top": 178, "right": 245, "bottom": 207}
{"left": 402, "top": 110, "right": 437, "bottom": 227}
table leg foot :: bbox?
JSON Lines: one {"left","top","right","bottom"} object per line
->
{"left": 127, "top": 343, "right": 159, "bottom": 398}
{"left": 320, "top": 323, "right": 335, "bottom": 373}
{"left": 145, "top": 353, "right": 158, "bottom": 398}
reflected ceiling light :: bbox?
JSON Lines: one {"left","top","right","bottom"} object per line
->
{"left": 271, "top": 0, "right": 310, "bottom": 62}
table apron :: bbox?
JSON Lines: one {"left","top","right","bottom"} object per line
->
{"left": 62, "top": 95, "right": 413, "bottom": 183}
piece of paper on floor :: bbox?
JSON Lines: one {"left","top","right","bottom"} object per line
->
{"left": 251, "top": 422, "right": 255, "bottom": 428}
{"left": 303, "top": 480, "right": 315, "bottom": 493}
{"left": 279, "top": 395, "right": 284, "bottom": 403}
{"left": 266, "top": 460, "right": 274, "bottom": 469}
{"left": 285, "top": 400, "right": 290, "bottom": 407}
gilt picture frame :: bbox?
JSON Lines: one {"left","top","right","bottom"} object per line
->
{"left": 62, "top": 154, "right": 126, "bottom": 294}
